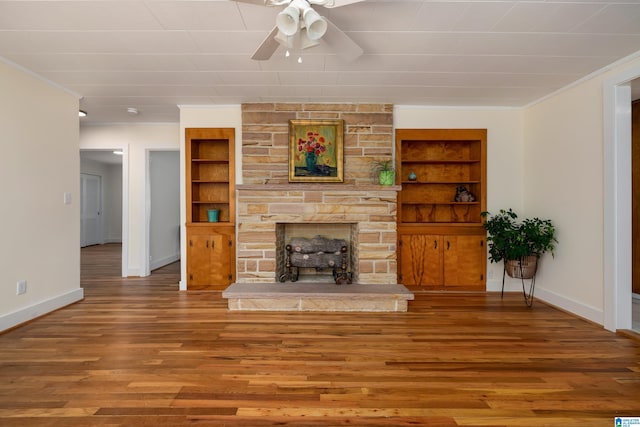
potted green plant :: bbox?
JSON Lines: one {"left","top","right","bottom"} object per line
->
{"left": 481, "top": 209, "right": 557, "bottom": 279}
{"left": 372, "top": 159, "right": 395, "bottom": 186}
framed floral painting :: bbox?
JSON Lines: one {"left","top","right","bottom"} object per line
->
{"left": 288, "top": 119, "right": 344, "bottom": 183}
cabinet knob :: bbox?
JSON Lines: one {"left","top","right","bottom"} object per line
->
{"left": 434, "top": 240, "right": 437, "bottom": 249}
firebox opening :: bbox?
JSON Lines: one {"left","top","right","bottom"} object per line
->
{"left": 276, "top": 223, "right": 358, "bottom": 284}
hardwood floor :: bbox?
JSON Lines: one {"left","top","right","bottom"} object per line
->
{"left": 0, "top": 243, "right": 639, "bottom": 426}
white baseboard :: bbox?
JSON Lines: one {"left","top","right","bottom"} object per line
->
{"left": 103, "top": 238, "right": 122, "bottom": 244}
{"left": 487, "top": 279, "right": 604, "bottom": 326}
{"left": 179, "top": 280, "right": 187, "bottom": 291}
{"left": 150, "top": 253, "right": 180, "bottom": 271}
{"left": 534, "top": 287, "right": 604, "bottom": 325}
{"left": 0, "top": 288, "right": 84, "bottom": 333}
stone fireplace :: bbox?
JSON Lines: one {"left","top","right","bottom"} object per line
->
{"left": 237, "top": 184, "right": 398, "bottom": 284}
{"left": 235, "top": 103, "right": 399, "bottom": 286}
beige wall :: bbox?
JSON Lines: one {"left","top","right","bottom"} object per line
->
{"left": 524, "top": 79, "right": 604, "bottom": 315}
{"left": 0, "top": 60, "right": 82, "bottom": 331}
{"left": 524, "top": 55, "right": 640, "bottom": 324}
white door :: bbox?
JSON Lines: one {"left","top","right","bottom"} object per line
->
{"left": 81, "top": 173, "right": 102, "bottom": 247}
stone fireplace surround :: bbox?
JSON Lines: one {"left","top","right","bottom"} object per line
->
{"left": 223, "top": 103, "right": 414, "bottom": 311}
{"left": 237, "top": 183, "right": 399, "bottom": 285}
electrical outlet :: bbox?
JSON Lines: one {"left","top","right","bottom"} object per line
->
{"left": 16, "top": 280, "right": 27, "bottom": 295}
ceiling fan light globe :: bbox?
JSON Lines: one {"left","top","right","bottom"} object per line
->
{"left": 276, "top": 5, "right": 300, "bottom": 36}
{"left": 303, "top": 8, "right": 327, "bottom": 40}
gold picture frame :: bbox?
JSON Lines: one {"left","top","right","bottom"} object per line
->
{"left": 288, "top": 119, "right": 344, "bottom": 183}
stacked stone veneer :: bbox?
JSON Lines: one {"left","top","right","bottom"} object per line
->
{"left": 237, "top": 103, "right": 399, "bottom": 285}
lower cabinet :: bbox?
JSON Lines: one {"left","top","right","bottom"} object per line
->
{"left": 398, "top": 232, "right": 485, "bottom": 290}
{"left": 186, "top": 225, "right": 235, "bottom": 290}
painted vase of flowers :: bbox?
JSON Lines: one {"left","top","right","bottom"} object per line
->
{"left": 298, "top": 131, "right": 326, "bottom": 174}
{"left": 305, "top": 150, "right": 317, "bottom": 173}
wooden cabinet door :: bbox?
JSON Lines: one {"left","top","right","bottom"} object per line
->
{"left": 443, "top": 235, "right": 485, "bottom": 287}
{"left": 187, "top": 232, "right": 230, "bottom": 290}
{"left": 399, "top": 234, "right": 443, "bottom": 286}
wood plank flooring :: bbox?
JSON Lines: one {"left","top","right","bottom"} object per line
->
{"left": 0, "top": 243, "right": 639, "bottom": 426}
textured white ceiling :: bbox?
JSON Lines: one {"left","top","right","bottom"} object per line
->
{"left": 1, "top": 0, "right": 639, "bottom": 123}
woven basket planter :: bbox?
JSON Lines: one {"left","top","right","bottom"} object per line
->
{"left": 505, "top": 256, "right": 538, "bottom": 279}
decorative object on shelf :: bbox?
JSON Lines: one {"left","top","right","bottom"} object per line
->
{"left": 207, "top": 209, "right": 220, "bottom": 222}
{"left": 372, "top": 159, "right": 395, "bottom": 186}
{"left": 454, "top": 185, "right": 476, "bottom": 202}
{"left": 289, "top": 119, "right": 344, "bottom": 182}
{"left": 408, "top": 171, "right": 417, "bottom": 181}
{"left": 481, "top": 208, "right": 557, "bottom": 306}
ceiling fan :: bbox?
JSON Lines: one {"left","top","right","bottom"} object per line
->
{"left": 230, "top": 0, "right": 365, "bottom": 61}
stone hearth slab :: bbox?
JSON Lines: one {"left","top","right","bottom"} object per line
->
{"left": 222, "top": 283, "right": 414, "bottom": 312}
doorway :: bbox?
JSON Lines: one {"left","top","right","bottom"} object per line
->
{"left": 147, "top": 150, "right": 180, "bottom": 273}
{"left": 80, "top": 173, "right": 102, "bottom": 247}
{"left": 80, "top": 149, "right": 125, "bottom": 275}
{"left": 604, "top": 64, "right": 640, "bottom": 332}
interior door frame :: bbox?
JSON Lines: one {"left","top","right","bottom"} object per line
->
{"left": 141, "top": 148, "right": 180, "bottom": 277}
{"left": 603, "top": 59, "right": 640, "bottom": 331}
{"left": 79, "top": 147, "right": 129, "bottom": 278}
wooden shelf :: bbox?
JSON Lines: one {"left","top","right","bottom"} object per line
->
{"left": 402, "top": 202, "right": 480, "bottom": 205}
{"left": 401, "top": 159, "right": 481, "bottom": 164}
{"left": 395, "top": 128, "right": 487, "bottom": 290}
{"left": 185, "top": 128, "right": 236, "bottom": 291}
{"left": 186, "top": 129, "right": 234, "bottom": 224}
{"left": 401, "top": 181, "right": 481, "bottom": 185}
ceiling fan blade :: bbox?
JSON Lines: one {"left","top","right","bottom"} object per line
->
{"left": 322, "top": 18, "right": 363, "bottom": 61}
{"left": 311, "top": 0, "right": 366, "bottom": 8}
{"left": 230, "top": 0, "right": 365, "bottom": 8}
{"left": 251, "top": 26, "right": 280, "bottom": 60}
{"left": 229, "top": 0, "right": 273, "bottom": 6}
{"left": 229, "top": 0, "right": 290, "bottom": 6}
